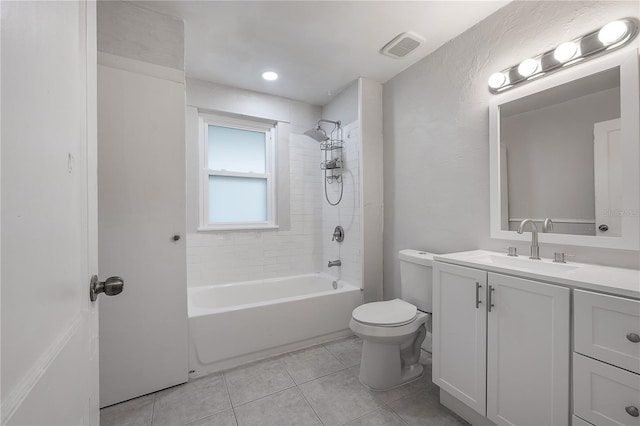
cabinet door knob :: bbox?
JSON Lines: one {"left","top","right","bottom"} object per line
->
{"left": 173, "top": 234, "right": 181, "bottom": 241}
{"left": 625, "top": 406, "right": 639, "bottom": 417}
{"left": 627, "top": 333, "right": 640, "bottom": 343}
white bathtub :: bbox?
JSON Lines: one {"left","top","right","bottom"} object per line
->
{"left": 188, "top": 273, "right": 363, "bottom": 377}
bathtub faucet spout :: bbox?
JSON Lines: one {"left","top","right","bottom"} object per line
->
{"left": 328, "top": 259, "right": 342, "bottom": 267}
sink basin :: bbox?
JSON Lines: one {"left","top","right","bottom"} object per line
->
{"left": 467, "top": 252, "right": 581, "bottom": 274}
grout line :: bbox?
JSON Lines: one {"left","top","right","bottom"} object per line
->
{"left": 220, "top": 371, "right": 239, "bottom": 425}
{"left": 149, "top": 392, "right": 157, "bottom": 426}
{"left": 280, "top": 359, "right": 324, "bottom": 425}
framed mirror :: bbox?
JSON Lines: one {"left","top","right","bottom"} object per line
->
{"left": 490, "top": 48, "right": 639, "bottom": 250}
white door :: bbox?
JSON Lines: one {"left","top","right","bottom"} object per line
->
{"left": 487, "top": 273, "right": 570, "bottom": 426}
{"left": 97, "top": 64, "right": 188, "bottom": 407}
{"left": 433, "top": 262, "right": 488, "bottom": 416}
{"left": 594, "top": 118, "right": 622, "bottom": 237}
{"left": 1, "top": 1, "right": 102, "bottom": 424}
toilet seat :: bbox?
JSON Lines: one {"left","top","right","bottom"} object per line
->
{"left": 352, "top": 299, "right": 417, "bottom": 327}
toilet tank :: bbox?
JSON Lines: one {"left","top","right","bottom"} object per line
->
{"left": 399, "top": 249, "right": 434, "bottom": 313}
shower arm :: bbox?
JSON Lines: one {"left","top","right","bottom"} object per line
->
{"left": 317, "top": 119, "right": 341, "bottom": 129}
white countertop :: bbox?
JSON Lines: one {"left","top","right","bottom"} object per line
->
{"left": 434, "top": 250, "right": 640, "bottom": 299}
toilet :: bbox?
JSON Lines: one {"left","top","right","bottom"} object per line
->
{"left": 349, "top": 249, "right": 433, "bottom": 391}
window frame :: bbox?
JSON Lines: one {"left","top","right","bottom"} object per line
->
{"left": 198, "top": 113, "right": 278, "bottom": 231}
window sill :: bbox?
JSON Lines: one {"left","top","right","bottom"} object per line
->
{"left": 197, "top": 225, "right": 280, "bottom": 232}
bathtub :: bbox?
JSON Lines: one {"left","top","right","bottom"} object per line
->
{"left": 188, "top": 273, "right": 363, "bottom": 377}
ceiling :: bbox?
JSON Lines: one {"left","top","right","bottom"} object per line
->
{"left": 135, "top": 1, "right": 510, "bottom": 106}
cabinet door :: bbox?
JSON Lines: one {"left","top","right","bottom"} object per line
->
{"left": 487, "top": 273, "right": 570, "bottom": 426}
{"left": 433, "top": 262, "right": 488, "bottom": 416}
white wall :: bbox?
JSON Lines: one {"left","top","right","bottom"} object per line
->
{"left": 383, "top": 1, "right": 640, "bottom": 299}
{"left": 503, "top": 87, "right": 620, "bottom": 235}
{"left": 359, "top": 78, "right": 384, "bottom": 303}
{"left": 186, "top": 79, "right": 324, "bottom": 286}
{"left": 323, "top": 81, "right": 359, "bottom": 125}
{"left": 321, "top": 81, "right": 362, "bottom": 290}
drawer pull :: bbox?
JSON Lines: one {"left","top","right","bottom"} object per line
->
{"left": 626, "top": 406, "right": 639, "bottom": 417}
{"left": 627, "top": 333, "right": 640, "bottom": 343}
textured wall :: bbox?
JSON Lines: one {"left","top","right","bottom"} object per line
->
{"left": 383, "top": 1, "right": 640, "bottom": 299}
{"left": 97, "top": 1, "right": 184, "bottom": 71}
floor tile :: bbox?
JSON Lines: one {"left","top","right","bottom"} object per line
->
{"left": 152, "top": 374, "right": 231, "bottom": 426}
{"left": 224, "top": 358, "right": 295, "bottom": 406}
{"left": 299, "top": 369, "right": 385, "bottom": 425}
{"left": 346, "top": 407, "right": 409, "bottom": 426}
{"left": 387, "top": 392, "right": 468, "bottom": 426}
{"left": 349, "top": 363, "right": 423, "bottom": 403}
{"left": 185, "top": 409, "right": 237, "bottom": 426}
{"left": 101, "top": 393, "right": 155, "bottom": 426}
{"left": 234, "top": 387, "right": 321, "bottom": 426}
{"left": 282, "top": 345, "right": 346, "bottom": 384}
{"left": 323, "top": 336, "right": 363, "bottom": 367}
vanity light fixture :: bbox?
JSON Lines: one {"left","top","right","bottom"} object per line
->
{"left": 598, "top": 20, "right": 629, "bottom": 45}
{"left": 488, "top": 18, "right": 638, "bottom": 93}
{"left": 518, "top": 58, "right": 539, "bottom": 77}
{"left": 553, "top": 41, "right": 578, "bottom": 63}
{"left": 488, "top": 72, "right": 507, "bottom": 89}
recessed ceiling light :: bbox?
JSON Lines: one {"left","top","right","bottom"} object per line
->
{"left": 262, "top": 71, "right": 278, "bottom": 81}
{"left": 598, "top": 21, "right": 628, "bottom": 45}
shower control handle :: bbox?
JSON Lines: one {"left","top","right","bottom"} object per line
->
{"left": 332, "top": 226, "right": 344, "bottom": 242}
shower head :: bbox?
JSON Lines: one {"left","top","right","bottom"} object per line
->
{"left": 304, "top": 126, "right": 329, "bottom": 142}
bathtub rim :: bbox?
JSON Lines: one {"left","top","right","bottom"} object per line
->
{"left": 187, "top": 272, "right": 361, "bottom": 318}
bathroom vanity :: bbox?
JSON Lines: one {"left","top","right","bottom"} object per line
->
{"left": 431, "top": 250, "right": 640, "bottom": 426}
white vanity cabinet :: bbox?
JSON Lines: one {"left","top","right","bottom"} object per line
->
{"left": 433, "top": 261, "right": 571, "bottom": 425}
{"left": 572, "top": 290, "right": 640, "bottom": 426}
{"left": 432, "top": 262, "right": 488, "bottom": 415}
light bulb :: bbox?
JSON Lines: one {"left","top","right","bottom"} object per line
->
{"left": 598, "top": 21, "right": 628, "bottom": 45}
{"left": 488, "top": 72, "right": 507, "bottom": 89}
{"left": 554, "top": 42, "right": 578, "bottom": 63}
{"left": 518, "top": 58, "right": 538, "bottom": 77}
{"left": 262, "top": 71, "right": 278, "bottom": 81}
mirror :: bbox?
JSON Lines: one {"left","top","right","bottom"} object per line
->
{"left": 490, "top": 49, "right": 639, "bottom": 250}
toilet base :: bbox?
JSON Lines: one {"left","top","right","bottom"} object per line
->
{"left": 358, "top": 333, "right": 425, "bottom": 391}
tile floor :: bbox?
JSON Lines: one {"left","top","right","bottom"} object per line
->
{"left": 101, "top": 336, "right": 468, "bottom": 426}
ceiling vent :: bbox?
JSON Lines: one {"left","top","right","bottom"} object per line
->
{"left": 381, "top": 31, "right": 425, "bottom": 59}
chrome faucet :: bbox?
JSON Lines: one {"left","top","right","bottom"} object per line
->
{"left": 328, "top": 259, "right": 342, "bottom": 267}
{"left": 517, "top": 219, "right": 541, "bottom": 260}
{"left": 543, "top": 217, "right": 554, "bottom": 233}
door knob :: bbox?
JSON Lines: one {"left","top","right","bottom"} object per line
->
{"left": 90, "top": 275, "right": 124, "bottom": 302}
{"left": 627, "top": 333, "right": 640, "bottom": 343}
{"left": 626, "top": 406, "right": 639, "bottom": 417}
{"left": 599, "top": 224, "right": 609, "bottom": 232}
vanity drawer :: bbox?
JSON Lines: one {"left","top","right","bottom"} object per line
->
{"left": 574, "top": 290, "right": 640, "bottom": 374}
{"left": 573, "top": 353, "right": 640, "bottom": 426}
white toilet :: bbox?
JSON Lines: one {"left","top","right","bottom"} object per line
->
{"left": 349, "top": 249, "right": 433, "bottom": 391}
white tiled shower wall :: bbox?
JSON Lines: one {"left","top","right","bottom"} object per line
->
{"left": 323, "top": 121, "right": 362, "bottom": 289}
{"left": 187, "top": 132, "right": 324, "bottom": 286}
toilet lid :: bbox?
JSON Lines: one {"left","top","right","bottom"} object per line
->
{"left": 352, "top": 299, "right": 417, "bottom": 326}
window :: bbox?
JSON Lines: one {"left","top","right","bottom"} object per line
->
{"left": 199, "top": 114, "right": 277, "bottom": 230}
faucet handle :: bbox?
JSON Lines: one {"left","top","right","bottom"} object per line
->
{"left": 553, "top": 252, "right": 575, "bottom": 263}
{"left": 503, "top": 247, "right": 518, "bottom": 257}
